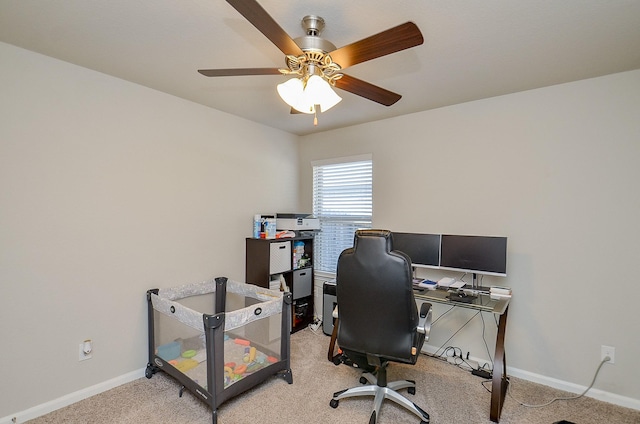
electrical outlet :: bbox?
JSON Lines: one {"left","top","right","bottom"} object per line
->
{"left": 79, "top": 342, "right": 93, "bottom": 361}
{"left": 601, "top": 345, "right": 615, "bottom": 364}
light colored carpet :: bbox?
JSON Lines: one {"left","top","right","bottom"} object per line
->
{"left": 28, "top": 327, "right": 640, "bottom": 424}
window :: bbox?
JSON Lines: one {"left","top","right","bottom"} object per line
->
{"left": 312, "top": 155, "right": 373, "bottom": 273}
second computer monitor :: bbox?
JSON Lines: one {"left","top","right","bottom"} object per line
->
{"left": 391, "top": 232, "right": 441, "bottom": 268}
{"left": 439, "top": 234, "right": 507, "bottom": 276}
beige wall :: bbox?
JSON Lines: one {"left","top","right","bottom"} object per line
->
{"left": 2, "top": 37, "right": 639, "bottom": 418}
{"left": 298, "top": 70, "right": 640, "bottom": 404}
{"left": 0, "top": 42, "right": 299, "bottom": 417}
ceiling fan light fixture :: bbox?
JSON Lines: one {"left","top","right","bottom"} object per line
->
{"left": 199, "top": 6, "right": 425, "bottom": 126}
{"left": 277, "top": 75, "right": 342, "bottom": 115}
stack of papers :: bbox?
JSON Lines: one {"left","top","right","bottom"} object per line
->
{"left": 490, "top": 286, "right": 512, "bottom": 299}
{"left": 437, "top": 277, "right": 466, "bottom": 289}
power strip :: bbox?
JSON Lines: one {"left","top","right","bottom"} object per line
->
{"left": 471, "top": 368, "right": 492, "bottom": 379}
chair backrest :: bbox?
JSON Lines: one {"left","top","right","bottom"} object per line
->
{"left": 336, "top": 229, "right": 420, "bottom": 365}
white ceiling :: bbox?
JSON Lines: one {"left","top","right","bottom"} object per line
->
{"left": 1, "top": 0, "right": 639, "bottom": 136}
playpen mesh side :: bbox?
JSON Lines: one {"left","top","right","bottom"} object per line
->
{"left": 151, "top": 278, "right": 283, "bottom": 332}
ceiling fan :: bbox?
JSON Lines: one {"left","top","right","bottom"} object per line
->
{"left": 198, "top": 0, "right": 424, "bottom": 125}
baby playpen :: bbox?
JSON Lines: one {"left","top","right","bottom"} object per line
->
{"left": 146, "top": 276, "right": 292, "bottom": 423}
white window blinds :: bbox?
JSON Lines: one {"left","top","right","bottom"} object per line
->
{"left": 312, "top": 156, "right": 373, "bottom": 273}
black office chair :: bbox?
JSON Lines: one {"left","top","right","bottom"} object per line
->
{"left": 330, "top": 229, "right": 432, "bottom": 424}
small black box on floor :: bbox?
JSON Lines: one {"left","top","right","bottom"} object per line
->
{"left": 322, "top": 280, "right": 337, "bottom": 335}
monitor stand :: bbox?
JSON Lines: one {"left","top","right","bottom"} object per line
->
{"left": 470, "top": 273, "right": 491, "bottom": 293}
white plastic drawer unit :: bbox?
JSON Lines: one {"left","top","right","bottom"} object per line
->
{"left": 292, "top": 269, "right": 312, "bottom": 300}
{"left": 269, "top": 241, "right": 292, "bottom": 275}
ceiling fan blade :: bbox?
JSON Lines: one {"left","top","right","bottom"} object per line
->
{"left": 334, "top": 74, "right": 402, "bottom": 106}
{"left": 226, "top": 0, "right": 303, "bottom": 56}
{"left": 198, "top": 68, "right": 282, "bottom": 77}
{"left": 329, "top": 22, "right": 423, "bottom": 69}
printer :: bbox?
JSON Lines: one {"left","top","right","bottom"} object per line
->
{"left": 276, "top": 213, "right": 320, "bottom": 232}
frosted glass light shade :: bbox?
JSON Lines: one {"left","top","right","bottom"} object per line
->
{"left": 277, "top": 75, "right": 342, "bottom": 114}
{"left": 302, "top": 75, "right": 342, "bottom": 113}
{"left": 277, "top": 78, "right": 304, "bottom": 109}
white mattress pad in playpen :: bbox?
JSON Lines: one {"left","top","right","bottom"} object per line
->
{"left": 151, "top": 278, "right": 283, "bottom": 333}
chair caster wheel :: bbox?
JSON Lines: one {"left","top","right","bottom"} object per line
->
{"left": 408, "top": 386, "right": 416, "bottom": 395}
{"left": 145, "top": 365, "right": 156, "bottom": 379}
{"left": 359, "top": 376, "right": 368, "bottom": 384}
{"left": 330, "top": 399, "right": 339, "bottom": 409}
{"left": 369, "top": 410, "right": 377, "bottom": 424}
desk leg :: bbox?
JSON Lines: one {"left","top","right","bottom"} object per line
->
{"left": 490, "top": 306, "right": 509, "bottom": 422}
{"left": 327, "top": 318, "right": 339, "bottom": 362}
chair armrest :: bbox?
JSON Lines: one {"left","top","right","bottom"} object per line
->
{"left": 417, "top": 302, "right": 432, "bottom": 341}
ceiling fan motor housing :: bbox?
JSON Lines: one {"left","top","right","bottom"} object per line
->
{"left": 295, "top": 15, "right": 337, "bottom": 53}
{"left": 302, "top": 15, "right": 324, "bottom": 36}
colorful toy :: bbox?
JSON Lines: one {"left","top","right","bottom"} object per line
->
{"left": 157, "top": 341, "right": 181, "bottom": 361}
{"left": 182, "top": 349, "right": 197, "bottom": 358}
{"left": 233, "top": 364, "right": 247, "bottom": 375}
{"left": 176, "top": 359, "right": 199, "bottom": 373}
{"left": 246, "top": 362, "right": 263, "bottom": 373}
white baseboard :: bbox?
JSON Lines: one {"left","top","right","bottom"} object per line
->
{"left": 507, "top": 366, "right": 640, "bottom": 411}
{"left": 0, "top": 368, "right": 145, "bottom": 424}
{"left": 421, "top": 343, "right": 640, "bottom": 411}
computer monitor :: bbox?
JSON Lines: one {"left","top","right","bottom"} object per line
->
{"left": 391, "top": 232, "right": 441, "bottom": 268}
{"left": 439, "top": 235, "right": 507, "bottom": 278}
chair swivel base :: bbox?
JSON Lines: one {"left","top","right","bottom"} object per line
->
{"left": 330, "top": 371, "right": 430, "bottom": 424}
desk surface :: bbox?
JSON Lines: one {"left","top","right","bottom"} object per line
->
{"left": 413, "top": 288, "right": 510, "bottom": 315}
